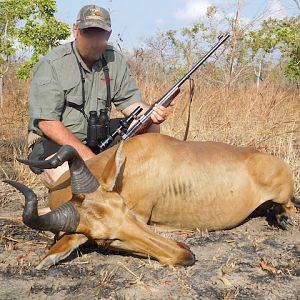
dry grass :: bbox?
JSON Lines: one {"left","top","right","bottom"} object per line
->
{"left": 0, "top": 72, "right": 299, "bottom": 195}
{"left": 136, "top": 77, "right": 300, "bottom": 195}
{"left": 0, "top": 75, "right": 37, "bottom": 186}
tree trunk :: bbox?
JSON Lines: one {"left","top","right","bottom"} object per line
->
{"left": 0, "top": 75, "right": 3, "bottom": 108}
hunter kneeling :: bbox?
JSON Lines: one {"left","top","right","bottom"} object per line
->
{"left": 27, "top": 4, "right": 175, "bottom": 188}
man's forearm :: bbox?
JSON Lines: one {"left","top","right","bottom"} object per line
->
{"left": 38, "top": 120, "right": 96, "bottom": 160}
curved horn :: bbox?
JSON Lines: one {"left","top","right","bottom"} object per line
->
{"left": 18, "top": 145, "right": 99, "bottom": 194}
{"left": 3, "top": 180, "right": 80, "bottom": 233}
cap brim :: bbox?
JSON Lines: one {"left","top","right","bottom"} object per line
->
{"left": 77, "top": 21, "right": 112, "bottom": 32}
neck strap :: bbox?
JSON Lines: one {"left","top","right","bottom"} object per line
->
{"left": 68, "top": 41, "right": 112, "bottom": 118}
{"left": 70, "top": 41, "right": 88, "bottom": 119}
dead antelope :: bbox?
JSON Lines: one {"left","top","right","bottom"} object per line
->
{"left": 4, "top": 133, "right": 299, "bottom": 269}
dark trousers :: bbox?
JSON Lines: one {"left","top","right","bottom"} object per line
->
{"left": 28, "top": 118, "right": 123, "bottom": 174}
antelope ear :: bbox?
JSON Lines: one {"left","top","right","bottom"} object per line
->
{"left": 100, "top": 141, "right": 124, "bottom": 191}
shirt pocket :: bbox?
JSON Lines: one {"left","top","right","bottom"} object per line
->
{"left": 36, "top": 77, "right": 52, "bottom": 86}
{"left": 97, "top": 75, "right": 115, "bottom": 108}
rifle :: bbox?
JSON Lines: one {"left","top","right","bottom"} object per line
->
{"left": 99, "top": 33, "right": 230, "bottom": 151}
{"left": 122, "top": 33, "right": 230, "bottom": 140}
{"left": 99, "top": 106, "right": 143, "bottom": 151}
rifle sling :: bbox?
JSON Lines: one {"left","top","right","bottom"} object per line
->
{"left": 183, "top": 77, "right": 195, "bottom": 141}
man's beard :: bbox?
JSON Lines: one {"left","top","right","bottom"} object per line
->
{"left": 87, "top": 44, "right": 107, "bottom": 61}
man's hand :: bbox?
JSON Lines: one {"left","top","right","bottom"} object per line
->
{"left": 122, "top": 98, "right": 176, "bottom": 134}
{"left": 38, "top": 120, "right": 96, "bottom": 161}
{"left": 151, "top": 99, "right": 176, "bottom": 124}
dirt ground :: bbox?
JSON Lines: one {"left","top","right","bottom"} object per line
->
{"left": 0, "top": 182, "right": 299, "bottom": 300}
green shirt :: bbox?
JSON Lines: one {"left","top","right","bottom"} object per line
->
{"left": 28, "top": 42, "right": 142, "bottom": 142}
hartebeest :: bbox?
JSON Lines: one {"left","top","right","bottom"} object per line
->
{"left": 4, "top": 133, "right": 299, "bottom": 269}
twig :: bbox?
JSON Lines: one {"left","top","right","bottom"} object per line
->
{"left": 118, "top": 261, "right": 142, "bottom": 280}
{"left": 0, "top": 234, "right": 20, "bottom": 243}
{"left": 0, "top": 234, "right": 48, "bottom": 246}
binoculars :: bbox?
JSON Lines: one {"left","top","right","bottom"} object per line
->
{"left": 86, "top": 109, "right": 110, "bottom": 148}
{"left": 87, "top": 106, "right": 143, "bottom": 152}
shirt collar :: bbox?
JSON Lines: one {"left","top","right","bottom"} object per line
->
{"left": 72, "top": 41, "right": 102, "bottom": 73}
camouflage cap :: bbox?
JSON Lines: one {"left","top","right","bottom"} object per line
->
{"left": 76, "top": 5, "right": 112, "bottom": 32}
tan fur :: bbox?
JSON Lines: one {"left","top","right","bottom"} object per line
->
{"left": 40, "top": 133, "right": 296, "bottom": 268}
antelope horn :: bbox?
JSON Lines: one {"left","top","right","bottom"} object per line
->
{"left": 3, "top": 180, "right": 80, "bottom": 233}
{"left": 18, "top": 145, "right": 99, "bottom": 194}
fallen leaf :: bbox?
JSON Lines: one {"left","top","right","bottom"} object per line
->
{"left": 260, "top": 257, "right": 277, "bottom": 274}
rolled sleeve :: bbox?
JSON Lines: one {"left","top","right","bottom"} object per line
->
{"left": 29, "top": 59, "right": 65, "bottom": 121}
{"left": 112, "top": 60, "right": 142, "bottom": 111}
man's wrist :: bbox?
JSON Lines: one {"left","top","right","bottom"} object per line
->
{"left": 74, "top": 143, "right": 97, "bottom": 161}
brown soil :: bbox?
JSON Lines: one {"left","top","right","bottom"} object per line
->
{"left": 0, "top": 182, "right": 299, "bottom": 300}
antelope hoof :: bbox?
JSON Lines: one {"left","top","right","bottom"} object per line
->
{"left": 275, "top": 212, "right": 296, "bottom": 230}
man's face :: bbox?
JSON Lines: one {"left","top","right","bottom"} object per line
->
{"left": 73, "top": 25, "right": 111, "bottom": 63}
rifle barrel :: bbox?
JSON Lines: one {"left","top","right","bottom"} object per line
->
{"left": 123, "top": 33, "right": 230, "bottom": 140}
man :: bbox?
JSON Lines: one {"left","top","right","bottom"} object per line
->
{"left": 27, "top": 4, "right": 175, "bottom": 188}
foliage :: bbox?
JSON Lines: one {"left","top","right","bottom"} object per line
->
{"left": 0, "top": 0, "right": 70, "bottom": 79}
{"left": 249, "top": 16, "right": 300, "bottom": 82}
{"left": 138, "top": 5, "right": 299, "bottom": 85}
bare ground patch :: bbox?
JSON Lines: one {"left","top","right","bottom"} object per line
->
{"left": 0, "top": 187, "right": 299, "bottom": 300}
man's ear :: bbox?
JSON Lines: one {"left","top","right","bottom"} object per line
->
{"left": 106, "top": 30, "right": 112, "bottom": 41}
{"left": 100, "top": 141, "right": 124, "bottom": 192}
{"left": 73, "top": 24, "right": 78, "bottom": 39}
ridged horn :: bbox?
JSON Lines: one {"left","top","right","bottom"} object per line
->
{"left": 3, "top": 180, "right": 80, "bottom": 233}
{"left": 18, "top": 145, "right": 99, "bottom": 194}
